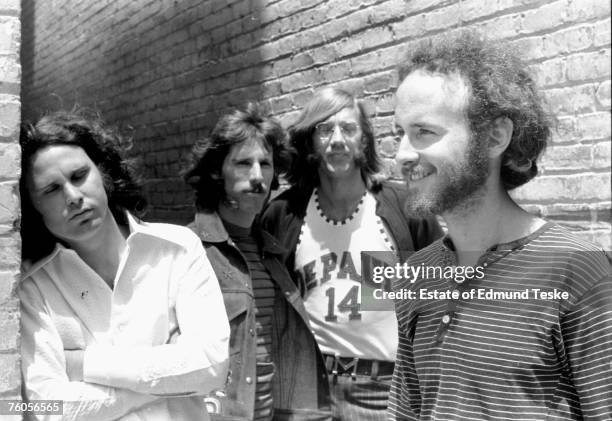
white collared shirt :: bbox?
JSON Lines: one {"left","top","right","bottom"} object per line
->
{"left": 19, "top": 213, "right": 229, "bottom": 421}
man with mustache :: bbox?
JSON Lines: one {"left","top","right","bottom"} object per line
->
{"left": 184, "top": 104, "right": 332, "bottom": 420}
{"left": 262, "top": 88, "right": 442, "bottom": 420}
{"left": 388, "top": 31, "right": 612, "bottom": 420}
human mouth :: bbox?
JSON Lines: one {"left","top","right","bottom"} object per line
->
{"left": 69, "top": 209, "right": 93, "bottom": 221}
{"left": 246, "top": 185, "right": 267, "bottom": 195}
{"left": 404, "top": 166, "right": 435, "bottom": 182}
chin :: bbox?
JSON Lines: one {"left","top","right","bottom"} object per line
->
{"left": 326, "top": 163, "right": 352, "bottom": 175}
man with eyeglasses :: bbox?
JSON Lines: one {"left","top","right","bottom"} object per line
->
{"left": 262, "top": 87, "right": 442, "bottom": 420}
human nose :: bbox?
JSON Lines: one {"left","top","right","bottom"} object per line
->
{"left": 329, "top": 125, "right": 347, "bottom": 146}
{"left": 395, "top": 133, "right": 419, "bottom": 169}
{"left": 249, "top": 163, "right": 264, "bottom": 185}
{"left": 64, "top": 183, "right": 84, "bottom": 208}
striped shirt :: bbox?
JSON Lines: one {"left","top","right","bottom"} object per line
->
{"left": 227, "top": 223, "right": 277, "bottom": 421}
{"left": 388, "top": 223, "right": 612, "bottom": 421}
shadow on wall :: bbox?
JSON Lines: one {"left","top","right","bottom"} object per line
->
{"left": 21, "top": 0, "right": 268, "bottom": 224}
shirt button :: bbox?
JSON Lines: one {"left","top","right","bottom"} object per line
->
{"left": 245, "top": 377, "right": 253, "bottom": 384}
{"left": 441, "top": 314, "right": 451, "bottom": 324}
{"left": 249, "top": 328, "right": 255, "bottom": 336}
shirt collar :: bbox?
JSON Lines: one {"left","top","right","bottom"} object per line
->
{"left": 22, "top": 211, "right": 186, "bottom": 279}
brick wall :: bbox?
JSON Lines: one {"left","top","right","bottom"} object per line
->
{"left": 0, "top": 0, "right": 22, "bottom": 411}
{"left": 21, "top": 0, "right": 611, "bottom": 249}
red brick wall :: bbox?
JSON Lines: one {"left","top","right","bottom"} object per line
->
{"left": 21, "top": 0, "right": 611, "bottom": 248}
{"left": 0, "top": 0, "right": 22, "bottom": 409}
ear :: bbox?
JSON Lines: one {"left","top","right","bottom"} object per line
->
{"left": 487, "top": 116, "right": 513, "bottom": 159}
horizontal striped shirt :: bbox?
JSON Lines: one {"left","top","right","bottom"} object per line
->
{"left": 388, "top": 223, "right": 612, "bottom": 420}
{"left": 227, "top": 223, "right": 277, "bottom": 421}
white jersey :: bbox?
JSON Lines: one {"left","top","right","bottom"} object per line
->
{"left": 295, "top": 190, "right": 398, "bottom": 361}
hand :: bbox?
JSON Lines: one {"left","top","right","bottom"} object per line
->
{"left": 64, "top": 349, "right": 84, "bottom": 381}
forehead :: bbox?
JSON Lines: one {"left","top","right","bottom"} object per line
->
{"left": 394, "top": 70, "right": 470, "bottom": 123}
{"left": 226, "top": 137, "right": 272, "bottom": 160}
{"left": 324, "top": 106, "right": 361, "bottom": 123}
{"left": 28, "top": 145, "right": 93, "bottom": 180}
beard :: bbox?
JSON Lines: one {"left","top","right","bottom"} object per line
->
{"left": 404, "top": 134, "right": 489, "bottom": 217}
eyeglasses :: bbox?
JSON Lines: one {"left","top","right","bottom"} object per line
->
{"left": 314, "top": 121, "right": 359, "bottom": 140}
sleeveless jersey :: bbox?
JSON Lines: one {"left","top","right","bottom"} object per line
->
{"left": 295, "top": 190, "right": 398, "bottom": 361}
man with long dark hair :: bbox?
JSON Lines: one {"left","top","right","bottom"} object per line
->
{"left": 184, "top": 103, "right": 332, "bottom": 420}
{"left": 262, "top": 88, "right": 441, "bottom": 420}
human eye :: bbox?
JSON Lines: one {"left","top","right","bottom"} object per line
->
{"left": 417, "top": 127, "right": 436, "bottom": 137}
{"left": 72, "top": 167, "right": 90, "bottom": 182}
{"left": 43, "top": 184, "right": 59, "bottom": 195}
{"left": 260, "top": 159, "right": 273, "bottom": 167}
{"left": 340, "top": 122, "right": 359, "bottom": 136}
{"left": 315, "top": 122, "right": 334, "bottom": 138}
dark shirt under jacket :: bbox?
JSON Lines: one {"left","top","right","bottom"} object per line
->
{"left": 190, "top": 210, "right": 333, "bottom": 421}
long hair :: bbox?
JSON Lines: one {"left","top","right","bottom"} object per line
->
{"left": 399, "top": 31, "right": 553, "bottom": 190}
{"left": 183, "top": 103, "right": 292, "bottom": 211}
{"left": 20, "top": 109, "right": 146, "bottom": 262}
{"left": 286, "top": 87, "right": 381, "bottom": 191}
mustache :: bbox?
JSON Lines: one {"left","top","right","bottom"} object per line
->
{"left": 247, "top": 183, "right": 266, "bottom": 194}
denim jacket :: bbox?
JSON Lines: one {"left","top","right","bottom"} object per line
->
{"left": 190, "top": 211, "right": 332, "bottom": 421}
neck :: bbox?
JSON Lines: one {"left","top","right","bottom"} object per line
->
{"left": 443, "top": 182, "right": 545, "bottom": 266}
{"left": 317, "top": 168, "right": 366, "bottom": 202}
{"left": 218, "top": 203, "right": 255, "bottom": 229}
{"left": 317, "top": 170, "right": 367, "bottom": 221}
{"left": 71, "top": 211, "right": 128, "bottom": 289}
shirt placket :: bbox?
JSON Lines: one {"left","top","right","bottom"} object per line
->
{"left": 432, "top": 247, "right": 512, "bottom": 345}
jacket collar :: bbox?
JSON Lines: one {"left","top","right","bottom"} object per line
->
{"left": 192, "top": 210, "right": 230, "bottom": 243}
{"left": 192, "top": 210, "right": 288, "bottom": 257}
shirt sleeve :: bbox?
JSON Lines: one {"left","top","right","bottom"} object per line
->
{"left": 561, "top": 272, "right": 612, "bottom": 420}
{"left": 19, "top": 279, "right": 160, "bottom": 421}
{"left": 387, "top": 318, "right": 420, "bottom": 421}
{"left": 82, "top": 233, "right": 230, "bottom": 396}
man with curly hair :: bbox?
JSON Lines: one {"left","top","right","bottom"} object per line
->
{"left": 389, "top": 31, "right": 612, "bottom": 420}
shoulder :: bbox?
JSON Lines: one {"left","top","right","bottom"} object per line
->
{"left": 531, "top": 223, "right": 611, "bottom": 276}
{"left": 135, "top": 220, "right": 203, "bottom": 252}
{"left": 20, "top": 246, "right": 61, "bottom": 281}
{"left": 264, "top": 186, "right": 309, "bottom": 215}
{"left": 261, "top": 186, "right": 310, "bottom": 230}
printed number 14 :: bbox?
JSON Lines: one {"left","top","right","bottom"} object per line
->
{"left": 325, "top": 286, "right": 362, "bottom": 321}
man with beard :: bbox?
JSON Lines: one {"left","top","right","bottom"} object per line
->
{"left": 388, "top": 32, "right": 612, "bottom": 421}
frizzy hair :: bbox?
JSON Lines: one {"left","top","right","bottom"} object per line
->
{"left": 183, "top": 102, "right": 292, "bottom": 211}
{"left": 286, "top": 87, "right": 382, "bottom": 191}
{"left": 20, "top": 108, "right": 146, "bottom": 262}
{"left": 399, "top": 31, "right": 553, "bottom": 190}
